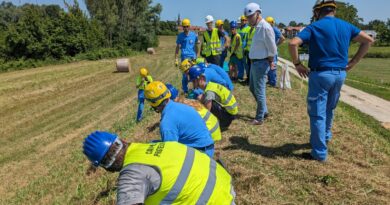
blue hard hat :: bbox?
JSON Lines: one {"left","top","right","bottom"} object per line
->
{"left": 230, "top": 21, "right": 238, "bottom": 29}
{"left": 83, "top": 131, "right": 118, "bottom": 167}
{"left": 197, "top": 63, "right": 207, "bottom": 69}
{"left": 188, "top": 65, "right": 205, "bottom": 81}
{"left": 166, "top": 83, "right": 179, "bottom": 100}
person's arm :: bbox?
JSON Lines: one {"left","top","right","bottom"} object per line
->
{"left": 265, "top": 27, "right": 277, "bottom": 67}
{"left": 204, "top": 100, "right": 212, "bottom": 111}
{"left": 195, "top": 35, "right": 200, "bottom": 57}
{"left": 233, "top": 36, "right": 240, "bottom": 53}
{"left": 277, "top": 34, "right": 285, "bottom": 46}
{"left": 347, "top": 31, "right": 374, "bottom": 71}
{"left": 117, "top": 165, "right": 160, "bottom": 205}
{"left": 289, "top": 37, "right": 309, "bottom": 78}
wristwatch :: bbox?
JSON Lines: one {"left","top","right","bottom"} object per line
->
{"left": 294, "top": 61, "right": 302, "bottom": 66}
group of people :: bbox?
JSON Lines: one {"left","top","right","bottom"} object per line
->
{"left": 82, "top": 1, "right": 374, "bottom": 204}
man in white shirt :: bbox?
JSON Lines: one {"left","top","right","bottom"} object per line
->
{"left": 244, "top": 2, "right": 277, "bottom": 125}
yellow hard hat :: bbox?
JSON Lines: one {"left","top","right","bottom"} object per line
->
{"left": 182, "top": 18, "right": 191, "bottom": 27}
{"left": 139, "top": 67, "right": 148, "bottom": 77}
{"left": 216, "top": 19, "right": 224, "bottom": 27}
{"left": 144, "top": 81, "right": 171, "bottom": 107}
{"left": 265, "top": 16, "right": 275, "bottom": 24}
{"left": 240, "top": 15, "right": 247, "bottom": 21}
{"left": 180, "top": 59, "right": 193, "bottom": 72}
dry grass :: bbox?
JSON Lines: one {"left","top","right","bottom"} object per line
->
{"left": 0, "top": 36, "right": 389, "bottom": 204}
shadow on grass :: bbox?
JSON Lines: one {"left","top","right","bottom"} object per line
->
{"left": 235, "top": 114, "right": 254, "bottom": 122}
{"left": 223, "top": 136, "right": 311, "bottom": 158}
{"left": 93, "top": 185, "right": 117, "bottom": 205}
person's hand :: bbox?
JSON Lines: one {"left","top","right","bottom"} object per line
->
{"left": 295, "top": 63, "right": 309, "bottom": 78}
{"left": 175, "top": 58, "right": 179, "bottom": 67}
{"left": 346, "top": 59, "right": 357, "bottom": 71}
{"left": 269, "top": 61, "right": 276, "bottom": 70}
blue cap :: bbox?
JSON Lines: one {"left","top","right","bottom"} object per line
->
{"left": 230, "top": 21, "right": 238, "bottom": 29}
{"left": 83, "top": 131, "right": 118, "bottom": 167}
{"left": 188, "top": 65, "right": 205, "bottom": 81}
{"left": 166, "top": 83, "right": 179, "bottom": 100}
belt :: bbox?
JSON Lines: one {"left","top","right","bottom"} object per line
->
{"left": 310, "top": 67, "right": 346, "bottom": 72}
{"left": 194, "top": 144, "right": 214, "bottom": 151}
{"left": 251, "top": 58, "right": 268, "bottom": 62}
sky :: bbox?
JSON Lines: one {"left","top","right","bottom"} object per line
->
{"left": 8, "top": 0, "right": 390, "bottom": 26}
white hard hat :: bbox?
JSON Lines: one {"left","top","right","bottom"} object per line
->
{"left": 244, "top": 2, "right": 262, "bottom": 17}
{"left": 205, "top": 15, "right": 214, "bottom": 23}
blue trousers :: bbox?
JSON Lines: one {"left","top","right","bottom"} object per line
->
{"left": 136, "top": 89, "right": 145, "bottom": 122}
{"left": 250, "top": 59, "right": 269, "bottom": 121}
{"left": 244, "top": 51, "right": 251, "bottom": 79}
{"left": 307, "top": 70, "right": 346, "bottom": 161}
{"left": 237, "top": 58, "right": 245, "bottom": 80}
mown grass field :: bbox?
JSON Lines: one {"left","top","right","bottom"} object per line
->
{"left": 278, "top": 41, "right": 390, "bottom": 101}
{"left": 0, "top": 36, "right": 389, "bottom": 204}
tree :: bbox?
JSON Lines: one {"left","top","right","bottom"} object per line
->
{"left": 84, "top": 0, "right": 162, "bottom": 50}
{"left": 288, "top": 21, "right": 297, "bottom": 27}
{"left": 335, "top": 1, "right": 363, "bottom": 26}
{"left": 278, "top": 22, "right": 286, "bottom": 28}
{"left": 223, "top": 19, "right": 230, "bottom": 32}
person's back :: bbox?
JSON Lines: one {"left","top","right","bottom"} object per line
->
{"left": 160, "top": 101, "right": 214, "bottom": 149}
{"left": 204, "top": 67, "right": 229, "bottom": 89}
{"left": 302, "top": 16, "right": 360, "bottom": 69}
{"left": 204, "top": 63, "right": 234, "bottom": 90}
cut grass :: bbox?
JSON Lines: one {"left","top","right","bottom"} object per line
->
{"left": 0, "top": 36, "right": 389, "bottom": 204}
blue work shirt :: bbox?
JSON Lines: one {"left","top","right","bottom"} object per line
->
{"left": 203, "top": 63, "right": 234, "bottom": 90}
{"left": 297, "top": 16, "right": 361, "bottom": 69}
{"left": 160, "top": 101, "right": 213, "bottom": 148}
{"left": 176, "top": 31, "right": 198, "bottom": 60}
{"left": 273, "top": 26, "right": 282, "bottom": 45}
{"left": 183, "top": 65, "right": 231, "bottom": 92}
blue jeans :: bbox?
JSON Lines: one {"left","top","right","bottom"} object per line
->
{"left": 237, "top": 58, "right": 245, "bottom": 80}
{"left": 244, "top": 51, "right": 251, "bottom": 79}
{"left": 267, "top": 55, "right": 278, "bottom": 86}
{"left": 307, "top": 70, "right": 346, "bottom": 161}
{"left": 136, "top": 89, "right": 145, "bottom": 121}
{"left": 250, "top": 59, "right": 269, "bottom": 121}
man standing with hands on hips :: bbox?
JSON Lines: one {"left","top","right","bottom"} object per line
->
{"left": 289, "top": 0, "right": 374, "bottom": 162}
{"left": 244, "top": 2, "right": 277, "bottom": 125}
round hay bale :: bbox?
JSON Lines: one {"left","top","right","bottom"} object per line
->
{"left": 147, "top": 47, "right": 156, "bottom": 55}
{"left": 116, "top": 58, "right": 131, "bottom": 72}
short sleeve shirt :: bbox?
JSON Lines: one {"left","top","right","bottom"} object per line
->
{"left": 297, "top": 16, "right": 361, "bottom": 69}
{"left": 176, "top": 31, "right": 198, "bottom": 60}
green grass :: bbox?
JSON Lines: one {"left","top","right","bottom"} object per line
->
{"left": 349, "top": 43, "right": 390, "bottom": 58}
{"left": 1, "top": 36, "right": 389, "bottom": 204}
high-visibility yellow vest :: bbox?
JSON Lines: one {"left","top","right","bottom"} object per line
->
{"left": 202, "top": 28, "right": 222, "bottom": 57}
{"left": 198, "top": 107, "right": 221, "bottom": 141}
{"left": 245, "top": 27, "right": 256, "bottom": 52}
{"left": 238, "top": 25, "right": 250, "bottom": 48}
{"left": 205, "top": 82, "right": 238, "bottom": 115}
{"left": 231, "top": 34, "right": 243, "bottom": 59}
{"left": 123, "top": 142, "right": 234, "bottom": 205}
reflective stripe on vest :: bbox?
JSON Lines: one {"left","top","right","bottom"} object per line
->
{"left": 231, "top": 34, "right": 243, "bottom": 59}
{"left": 202, "top": 28, "right": 222, "bottom": 57}
{"left": 205, "top": 82, "right": 238, "bottom": 115}
{"left": 122, "top": 142, "right": 233, "bottom": 204}
{"left": 245, "top": 27, "right": 256, "bottom": 52}
{"left": 199, "top": 108, "right": 222, "bottom": 142}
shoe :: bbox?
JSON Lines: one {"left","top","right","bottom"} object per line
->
{"left": 250, "top": 119, "right": 263, "bottom": 125}
{"left": 301, "top": 152, "right": 326, "bottom": 163}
